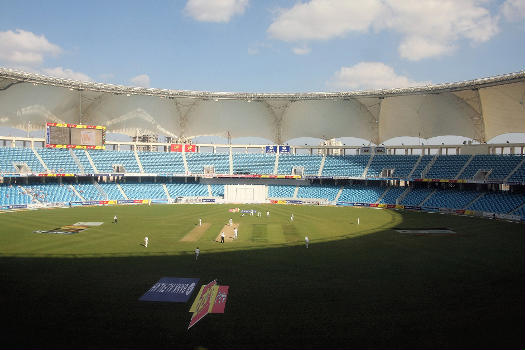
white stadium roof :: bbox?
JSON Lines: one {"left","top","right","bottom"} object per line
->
{"left": 0, "top": 67, "right": 523, "bottom": 144}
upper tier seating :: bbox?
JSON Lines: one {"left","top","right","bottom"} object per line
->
{"left": 278, "top": 154, "right": 322, "bottom": 175}
{"left": 72, "top": 149, "right": 95, "bottom": 174}
{"left": 210, "top": 184, "right": 224, "bottom": 197}
{"left": 232, "top": 153, "right": 275, "bottom": 175}
{"left": 186, "top": 153, "right": 230, "bottom": 174}
{"left": 37, "top": 148, "right": 80, "bottom": 173}
{"left": 460, "top": 155, "right": 524, "bottom": 181}
{"left": 138, "top": 151, "right": 186, "bottom": 174}
{"left": 88, "top": 150, "right": 141, "bottom": 173}
{"left": 322, "top": 155, "right": 369, "bottom": 177}
{"left": 367, "top": 155, "right": 419, "bottom": 178}
{"left": 425, "top": 155, "right": 470, "bottom": 179}
{"left": 0, "top": 147, "right": 45, "bottom": 174}
{"left": 410, "top": 155, "right": 434, "bottom": 178}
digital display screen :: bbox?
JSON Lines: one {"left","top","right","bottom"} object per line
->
{"left": 46, "top": 123, "right": 106, "bottom": 149}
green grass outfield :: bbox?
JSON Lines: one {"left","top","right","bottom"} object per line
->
{"left": 0, "top": 204, "right": 523, "bottom": 349}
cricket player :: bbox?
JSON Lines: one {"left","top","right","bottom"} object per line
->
{"left": 234, "top": 227, "right": 238, "bottom": 239}
{"left": 144, "top": 236, "right": 149, "bottom": 248}
{"left": 113, "top": 215, "right": 118, "bottom": 224}
{"left": 199, "top": 218, "right": 202, "bottom": 226}
{"left": 290, "top": 213, "right": 294, "bottom": 222}
{"left": 229, "top": 218, "right": 233, "bottom": 226}
{"left": 266, "top": 211, "right": 270, "bottom": 217}
{"left": 220, "top": 232, "right": 225, "bottom": 243}
{"left": 195, "top": 247, "right": 200, "bottom": 260}
{"left": 305, "top": 236, "right": 309, "bottom": 248}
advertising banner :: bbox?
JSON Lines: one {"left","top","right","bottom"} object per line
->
{"left": 139, "top": 277, "right": 199, "bottom": 303}
{"left": 278, "top": 145, "right": 291, "bottom": 153}
{"left": 170, "top": 144, "right": 183, "bottom": 152}
{"left": 185, "top": 144, "right": 196, "bottom": 152}
{"left": 265, "top": 146, "right": 277, "bottom": 153}
{"left": 188, "top": 280, "right": 217, "bottom": 329}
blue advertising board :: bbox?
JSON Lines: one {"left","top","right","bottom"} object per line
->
{"left": 265, "top": 145, "right": 277, "bottom": 153}
{"left": 278, "top": 145, "right": 291, "bottom": 153}
{"left": 139, "top": 277, "right": 199, "bottom": 303}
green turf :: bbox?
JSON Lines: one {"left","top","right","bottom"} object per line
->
{"left": 0, "top": 204, "right": 523, "bottom": 349}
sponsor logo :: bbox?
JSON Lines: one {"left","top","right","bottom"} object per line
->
{"left": 139, "top": 277, "right": 200, "bottom": 303}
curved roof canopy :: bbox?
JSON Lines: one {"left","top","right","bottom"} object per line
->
{"left": 0, "top": 67, "right": 523, "bottom": 144}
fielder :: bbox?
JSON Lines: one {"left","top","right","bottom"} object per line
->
{"left": 199, "top": 218, "right": 202, "bottom": 226}
{"left": 195, "top": 247, "right": 200, "bottom": 260}
{"left": 305, "top": 236, "right": 309, "bottom": 248}
{"left": 220, "top": 232, "right": 225, "bottom": 243}
{"left": 234, "top": 227, "right": 238, "bottom": 239}
{"left": 113, "top": 215, "right": 118, "bottom": 224}
{"left": 144, "top": 236, "right": 149, "bottom": 248}
{"left": 290, "top": 213, "right": 294, "bottom": 222}
{"left": 229, "top": 218, "right": 233, "bottom": 226}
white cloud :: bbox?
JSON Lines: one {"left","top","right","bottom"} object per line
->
{"left": 500, "top": 0, "right": 525, "bottom": 22}
{"left": 0, "top": 29, "right": 61, "bottom": 66}
{"left": 268, "top": 0, "right": 383, "bottom": 41}
{"left": 292, "top": 46, "right": 311, "bottom": 55}
{"left": 42, "top": 67, "right": 92, "bottom": 82}
{"left": 185, "top": 0, "right": 249, "bottom": 23}
{"left": 328, "top": 62, "right": 430, "bottom": 90}
{"left": 268, "top": 0, "right": 500, "bottom": 61}
{"left": 130, "top": 74, "right": 151, "bottom": 88}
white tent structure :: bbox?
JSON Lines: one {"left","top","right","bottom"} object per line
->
{"left": 0, "top": 67, "right": 523, "bottom": 144}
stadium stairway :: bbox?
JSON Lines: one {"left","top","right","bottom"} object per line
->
{"left": 229, "top": 150, "right": 233, "bottom": 175}
{"left": 421, "top": 154, "right": 439, "bottom": 178}
{"left": 407, "top": 155, "right": 423, "bottom": 179}
{"left": 162, "top": 184, "right": 172, "bottom": 201}
{"left": 504, "top": 157, "right": 525, "bottom": 182}
{"left": 117, "top": 183, "right": 128, "bottom": 199}
{"left": 318, "top": 154, "right": 326, "bottom": 176}
{"left": 85, "top": 150, "right": 99, "bottom": 173}
{"left": 455, "top": 154, "right": 474, "bottom": 179}
{"left": 134, "top": 149, "right": 144, "bottom": 173}
{"left": 397, "top": 187, "right": 411, "bottom": 204}
{"left": 273, "top": 152, "right": 279, "bottom": 175}
{"left": 375, "top": 187, "right": 390, "bottom": 204}
{"left": 362, "top": 153, "right": 375, "bottom": 178}
{"left": 32, "top": 148, "right": 48, "bottom": 172}
{"left": 70, "top": 185, "right": 85, "bottom": 201}
{"left": 93, "top": 181, "right": 108, "bottom": 200}
{"left": 182, "top": 152, "right": 189, "bottom": 175}
{"left": 334, "top": 186, "right": 344, "bottom": 202}
{"left": 419, "top": 189, "right": 437, "bottom": 206}
{"left": 293, "top": 186, "right": 299, "bottom": 199}
{"left": 464, "top": 192, "right": 486, "bottom": 209}
{"left": 69, "top": 149, "right": 85, "bottom": 175}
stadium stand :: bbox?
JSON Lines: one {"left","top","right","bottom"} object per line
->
{"left": 120, "top": 183, "right": 166, "bottom": 200}
{"left": 186, "top": 152, "right": 230, "bottom": 174}
{"left": 322, "top": 155, "right": 370, "bottom": 177}
{"left": 138, "top": 151, "right": 186, "bottom": 174}
{"left": 378, "top": 186, "right": 406, "bottom": 204}
{"left": 268, "top": 184, "right": 296, "bottom": 198}
{"left": 232, "top": 153, "right": 275, "bottom": 175}
{"left": 297, "top": 184, "right": 339, "bottom": 201}
{"left": 278, "top": 154, "right": 322, "bottom": 175}
{"left": 165, "top": 183, "right": 209, "bottom": 198}
{"left": 338, "top": 184, "right": 384, "bottom": 203}
{"left": 400, "top": 188, "right": 435, "bottom": 206}
{"left": 88, "top": 150, "right": 141, "bottom": 173}
{"left": 0, "top": 185, "right": 32, "bottom": 206}
{"left": 367, "top": 155, "right": 420, "bottom": 178}
{"left": 423, "top": 188, "right": 481, "bottom": 209}
{"left": 0, "top": 147, "right": 45, "bottom": 174}
{"left": 425, "top": 155, "right": 471, "bottom": 179}
{"left": 37, "top": 148, "right": 80, "bottom": 173}
{"left": 467, "top": 192, "right": 525, "bottom": 214}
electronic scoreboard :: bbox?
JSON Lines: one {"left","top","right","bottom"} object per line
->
{"left": 46, "top": 123, "right": 106, "bottom": 149}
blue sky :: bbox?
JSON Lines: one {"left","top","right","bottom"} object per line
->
{"left": 0, "top": 0, "right": 523, "bottom": 93}
{"left": 0, "top": 0, "right": 523, "bottom": 145}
